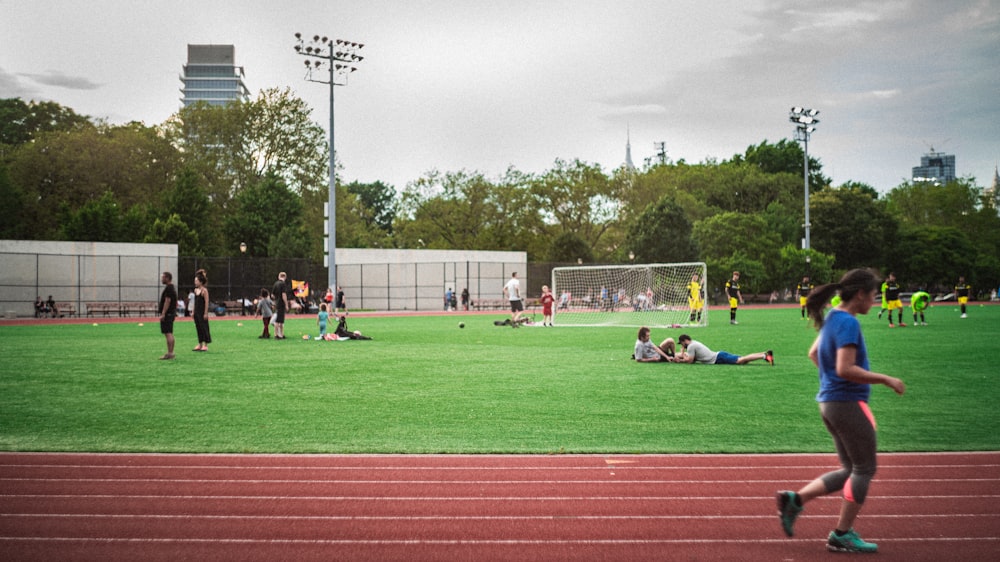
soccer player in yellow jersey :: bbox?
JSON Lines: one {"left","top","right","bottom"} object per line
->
{"left": 796, "top": 275, "right": 814, "bottom": 319}
{"left": 687, "top": 273, "right": 704, "bottom": 324}
{"left": 955, "top": 276, "right": 971, "bottom": 318}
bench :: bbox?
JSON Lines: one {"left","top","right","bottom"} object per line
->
{"left": 86, "top": 302, "right": 118, "bottom": 317}
{"left": 54, "top": 302, "right": 77, "bottom": 317}
{"left": 122, "top": 302, "right": 159, "bottom": 317}
{"left": 223, "top": 300, "right": 245, "bottom": 315}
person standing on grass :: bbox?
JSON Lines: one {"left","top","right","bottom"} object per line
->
{"left": 503, "top": 272, "right": 523, "bottom": 327}
{"left": 158, "top": 271, "right": 177, "bottom": 360}
{"left": 797, "top": 275, "right": 814, "bottom": 319}
{"left": 256, "top": 288, "right": 273, "bottom": 339}
{"left": 540, "top": 285, "right": 555, "bottom": 326}
{"left": 883, "top": 272, "right": 905, "bottom": 327}
{"left": 776, "top": 268, "right": 905, "bottom": 554}
{"left": 192, "top": 269, "right": 212, "bottom": 352}
{"left": 272, "top": 272, "right": 289, "bottom": 340}
{"left": 726, "top": 271, "right": 744, "bottom": 325}
{"left": 955, "top": 276, "right": 971, "bottom": 318}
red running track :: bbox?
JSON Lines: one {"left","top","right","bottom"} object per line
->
{"left": 2, "top": 452, "right": 998, "bottom": 561}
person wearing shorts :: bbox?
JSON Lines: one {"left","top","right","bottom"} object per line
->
{"left": 726, "top": 271, "right": 744, "bottom": 325}
{"left": 158, "top": 271, "right": 177, "bottom": 360}
{"left": 883, "top": 272, "right": 905, "bottom": 327}
{"left": 955, "top": 276, "right": 971, "bottom": 318}
{"left": 272, "top": 272, "right": 288, "bottom": 339}
{"left": 503, "top": 272, "right": 523, "bottom": 327}
{"left": 776, "top": 268, "right": 906, "bottom": 553}
{"left": 674, "top": 334, "right": 772, "bottom": 365}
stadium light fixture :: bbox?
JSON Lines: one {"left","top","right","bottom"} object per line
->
{"left": 789, "top": 106, "right": 820, "bottom": 252}
{"left": 294, "top": 31, "right": 365, "bottom": 294}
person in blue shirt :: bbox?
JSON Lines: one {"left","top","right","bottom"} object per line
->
{"left": 775, "top": 268, "right": 906, "bottom": 554}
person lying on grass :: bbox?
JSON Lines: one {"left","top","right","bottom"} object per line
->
{"left": 673, "top": 334, "right": 773, "bottom": 365}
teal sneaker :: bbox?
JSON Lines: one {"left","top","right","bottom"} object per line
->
{"left": 827, "top": 528, "right": 878, "bottom": 553}
{"left": 776, "top": 490, "right": 802, "bottom": 537}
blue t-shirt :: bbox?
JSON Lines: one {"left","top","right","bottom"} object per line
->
{"left": 816, "top": 309, "right": 871, "bottom": 403}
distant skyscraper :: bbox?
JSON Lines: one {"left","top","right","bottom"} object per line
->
{"left": 180, "top": 45, "right": 249, "bottom": 108}
{"left": 911, "top": 148, "right": 956, "bottom": 185}
{"left": 986, "top": 164, "right": 999, "bottom": 211}
{"left": 624, "top": 126, "right": 635, "bottom": 171}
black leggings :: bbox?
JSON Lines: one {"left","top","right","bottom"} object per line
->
{"left": 818, "top": 400, "right": 877, "bottom": 504}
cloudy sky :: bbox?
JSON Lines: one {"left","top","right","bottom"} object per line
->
{"left": 3, "top": 0, "right": 998, "bottom": 194}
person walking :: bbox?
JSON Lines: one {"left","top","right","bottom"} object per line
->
{"left": 158, "top": 271, "right": 177, "bottom": 360}
{"left": 955, "top": 276, "right": 971, "bottom": 318}
{"left": 776, "top": 268, "right": 905, "bottom": 553}
{"left": 503, "top": 272, "right": 523, "bottom": 327}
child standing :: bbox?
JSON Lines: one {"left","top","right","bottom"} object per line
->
{"left": 256, "top": 289, "right": 273, "bottom": 339}
{"left": 540, "top": 285, "right": 555, "bottom": 326}
{"left": 317, "top": 303, "right": 329, "bottom": 339}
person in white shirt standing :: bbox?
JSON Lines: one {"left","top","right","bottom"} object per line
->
{"left": 503, "top": 272, "right": 523, "bottom": 327}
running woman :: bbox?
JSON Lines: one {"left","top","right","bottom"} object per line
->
{"left": 776, "top": 268, "right": 905, "bottom": 554}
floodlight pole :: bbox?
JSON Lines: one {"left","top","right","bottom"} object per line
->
{"left": 294, "top": 33, "right": 364, "bottom": 294}
{"left": 789, "top": 107, "right": 819, "bottom": 251}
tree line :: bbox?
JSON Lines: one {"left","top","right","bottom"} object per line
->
{"left": 2, "top": 93, "right": 998, "bottom": 296}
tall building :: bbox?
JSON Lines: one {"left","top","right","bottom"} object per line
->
{"left": 911, "top": 148, "right": 956, "bottom": 185}
{"left": 624, "top": 125, "right": 636, "bottom": 171}
{"left": 180, "top": 45, "right": 250, "bottom": 108}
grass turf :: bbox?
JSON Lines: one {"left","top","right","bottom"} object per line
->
{"left": 1, "top": 304, "right": 997, "bottom": 454}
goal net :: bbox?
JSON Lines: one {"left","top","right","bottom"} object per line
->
{"left": 551, "top": 262, "right": 707, "bottom": 327}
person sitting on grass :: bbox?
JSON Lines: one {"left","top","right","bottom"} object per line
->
{"left": 334, "top": 313, "right": 372, "bottom": 340}
{"left": 633, "top": 326, "right": 676, "bottom": 362}
{"left": 674, "top": 334, "right": 773, "bottom": 366}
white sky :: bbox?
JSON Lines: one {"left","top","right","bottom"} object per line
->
{"left": 2, "top": 0, "right": 998, "bottom": 194}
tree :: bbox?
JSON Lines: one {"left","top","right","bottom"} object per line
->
{"left": 145, "top": 213, "right": 201, "bottom": 256}
{"left": 624, "top": 196, "right": 697, "bottom": 264}
{"left": 731, "top": 138, "right": 829, "bottom": 194}
{"left": 809, "top": 187, "right": 898, "bottom": 271}
{"left": 531, "top": 159, "right": 623, "bottom": 260}
{"left": 0, "top": 98, "right": 92, "bottom": 149}
{"left": 548, "top": 231, "right": 595, "bottom": 263}
{"left": 345, "top": 180, "right": 397, "bottom": 234}
{"left": 166, "top": 88, "right": 328, "bottom": 208}
{"left": 891, "top": 226, "right": 976, "bottom": 290}
{"left": 7, "top": 122, "right": 178, "bottom": 239}
{"left": 224, "top": 172, "right": 305, "bottom": 257}
{"left": 60, "top": 191, "right": 128, "bottom": 242}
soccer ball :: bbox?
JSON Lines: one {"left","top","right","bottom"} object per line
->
{"left": 302, "top": 334, "right": 310, "bottom": 340}
{"left": 459, "top": 322, "right": 465, "bottom": 329}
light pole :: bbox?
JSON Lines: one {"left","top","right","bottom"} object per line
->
{"left": 239, "top": 242, "right": 247, "bottom": 315}
{"left": 789, "top": 107, "right": 819, "bottom": 251}
{"left": 294, "top": 32, "right": 365, "bottom": 294}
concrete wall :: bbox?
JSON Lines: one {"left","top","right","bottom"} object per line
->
{"left": 335, "top": 248, "right": 526, "bottom": 311}
{"left": 0, "top": 240, "right": 178, "bottom": 318}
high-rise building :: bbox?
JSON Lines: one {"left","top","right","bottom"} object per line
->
{"left": 180, "top": 45, "right": 249, "bottom": 107}
{"left": 912, "top": 149, "right": 956, "bottom": 185}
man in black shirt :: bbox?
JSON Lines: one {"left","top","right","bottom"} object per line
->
{"left": 272, "top": 272, "right": 289, "bottom": 339}
{"left": 159, "top": 271, "right": 178, "bottom": 360}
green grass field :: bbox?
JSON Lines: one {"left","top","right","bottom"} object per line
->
{"left": 1, "top": 304, "right": 998, "bottom": 454}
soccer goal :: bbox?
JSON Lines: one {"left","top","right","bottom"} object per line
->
{"left": 551, "top": 262, "right": 708, "bottom": 327}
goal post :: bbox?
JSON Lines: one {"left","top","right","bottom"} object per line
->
{"left": 551, "top": 262, "right": 708, "bottom": 327}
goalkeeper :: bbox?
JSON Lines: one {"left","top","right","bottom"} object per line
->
{"left": 910, "top": 289, "right": 930, "bottom": 326}
{"left": 687, "top": 273, "right": 705, "bottom": 323}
